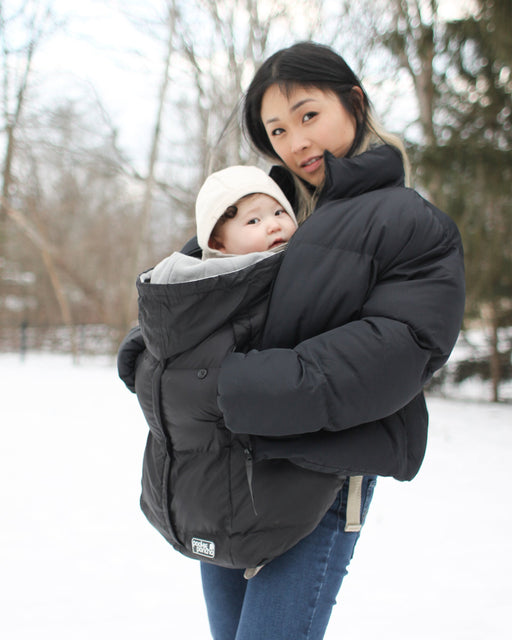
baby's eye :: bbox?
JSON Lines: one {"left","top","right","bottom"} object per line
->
{"left": 274, "top": 209, "right": 286, "bottom": 216}
{"left": 303, "top": 111, "right": 318, "bottom": 123}
{"left": 247, "top": 218, "right": 259, "bottom": 225}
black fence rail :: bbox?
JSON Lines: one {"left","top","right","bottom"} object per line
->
{"left": 0, "top": 323, "right": 122, "bottom": 358}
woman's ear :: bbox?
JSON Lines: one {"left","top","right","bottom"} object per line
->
{"left": 350, "top": 86, "right": 365, "bottom": 115}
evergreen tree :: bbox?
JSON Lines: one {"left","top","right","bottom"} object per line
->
{"left": 381, "top": 0, "right": 511, "bottom": 400}
{"left": 424, "top": 0, "right": 512, "bottom": 400}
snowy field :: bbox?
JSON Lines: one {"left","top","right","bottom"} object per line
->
{"left": 1, "top": 353, "right": 510, "bottom": 639}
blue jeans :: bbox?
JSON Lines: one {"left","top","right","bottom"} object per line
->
{"left": 200, "top": 475, "right": 377, "bottom": 640}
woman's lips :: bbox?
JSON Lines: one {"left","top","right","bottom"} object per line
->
{"left": 300, "top": 156, "right": 323, "bottom": 174}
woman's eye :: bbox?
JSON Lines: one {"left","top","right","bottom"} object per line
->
{"left": 303, "top": 111, "right": 318, "bottom": 123}
{"left": 271, "top": 127, "right": 284, "bottom": 136}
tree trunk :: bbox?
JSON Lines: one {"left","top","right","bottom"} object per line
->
{"left": 482, "top": 303, "right": 502, "bottom": 402}
{"left": 119, "top": 3, "right": 177, "bottom": 332}
{"left": 40, "top": 247, "right": 79, "bottom": 362}
{"left": 488, "top": 308, "right": 501, "bottom": 403}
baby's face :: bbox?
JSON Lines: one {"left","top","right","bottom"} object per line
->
{"left": 213, "top": 194, "right": 297, "bottom": 255}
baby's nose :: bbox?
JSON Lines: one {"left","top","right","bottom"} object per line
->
{"left": 267, "top": 218, "right": 280, "bottom": 232}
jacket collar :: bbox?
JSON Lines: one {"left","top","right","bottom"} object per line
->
{"left": 270, "top": 144, "right": 405, "bottom": 210}
{"left": 319, "top": 144, "right": 405, "bottom": 205}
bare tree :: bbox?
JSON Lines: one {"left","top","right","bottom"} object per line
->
{"left": 175, "top": 0, "right": 329, "bottom": 174}
{"left": 1, "top": 0, "right": 415, "bottom": 349}
{"left": 0, "top": 0, "right": 59, "bottom": 247}
{"left": 106, "top": 0, "right": 388, "bottom": 331}
{"left": 4, "top": 94, "right": 143, "bottom": 343}
{"left": 118, "top": 0, "right": 180, "bottom": 330}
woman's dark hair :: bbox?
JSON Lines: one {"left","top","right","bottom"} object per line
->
{"left": 243, "top": 41, "right": 370, "bottom": 161}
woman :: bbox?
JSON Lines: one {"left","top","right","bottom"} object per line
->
{"left": 199, "top": 41, "right": 466, "bottom": 639}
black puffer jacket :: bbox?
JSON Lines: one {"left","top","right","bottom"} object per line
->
{"left": 118, "top": 144, "right": 465, "bottom": 568}
{"left": 117, "top": 251, "right": 343, "bottom": 569}
{"left": 217, "top": 145, "right": 465, "bottom": 480}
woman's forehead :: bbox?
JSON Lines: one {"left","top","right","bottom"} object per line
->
{"left": 261, "top": 85, "right": 338, "bottom": 121}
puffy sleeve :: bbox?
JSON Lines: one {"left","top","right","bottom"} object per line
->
{"left": 117, "top": 325, "right": 146, "bottom": 393}
{"left": 218, "top": 189, "right": 465, "bottom": 437}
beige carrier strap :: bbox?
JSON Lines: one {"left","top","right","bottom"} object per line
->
{"left": 244, "top": 565, "right": 264, "bottom": 580}
{"left": 344, "top": 475, "right": 363, "bottom": 532}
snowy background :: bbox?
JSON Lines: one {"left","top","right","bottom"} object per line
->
{"left": 1, "top": 353, "right": 510, "bottom": 639}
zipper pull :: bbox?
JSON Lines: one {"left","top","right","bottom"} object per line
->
{"left": 244, "top": 448, "right": 258, "bottom": 516}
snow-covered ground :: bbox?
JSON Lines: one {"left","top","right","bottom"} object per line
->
{"left": 1, "top": 353, "right": 510, "bottom": 639}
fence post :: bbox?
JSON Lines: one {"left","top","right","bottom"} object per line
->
{"left": 20, "top": 320, "right": 28, "bottom": 361}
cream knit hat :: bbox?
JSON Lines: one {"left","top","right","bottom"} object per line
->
{"left": 195, "top": 165, "right": 296, "bottom": 253}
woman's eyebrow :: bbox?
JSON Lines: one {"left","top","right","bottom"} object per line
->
{"left": 290, "top": 98, "right": 316, "bottom": 112}
{"left": 264, "top": 98, "right": 316, "bottom": 124}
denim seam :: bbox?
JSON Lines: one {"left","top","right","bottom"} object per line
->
{"left": 303, "top": 507, "right": 341, "bottom": 639}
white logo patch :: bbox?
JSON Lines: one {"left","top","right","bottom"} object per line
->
{"left": 191, "top": 537, "right": 216, "bottom": 559}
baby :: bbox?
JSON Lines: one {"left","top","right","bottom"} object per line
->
{"left": 196, "top": 165, "right": 298, "bottom": 259}
{"left": 118, "top": 167, "right": 312, "bottom": 572}
{"left": 149, "top": 164, "right": 298, "bottom": 282}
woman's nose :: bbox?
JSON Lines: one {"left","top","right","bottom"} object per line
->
{"left": 290, "top": 131, "right": 309, "bottom": 154}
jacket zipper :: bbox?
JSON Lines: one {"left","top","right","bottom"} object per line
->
{"left": 244, "top": 448, "right": 258, "bottom": 516}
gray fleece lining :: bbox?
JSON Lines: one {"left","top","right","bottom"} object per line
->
{"left": 143, "top": 248, "right": 282, "bottom": 285}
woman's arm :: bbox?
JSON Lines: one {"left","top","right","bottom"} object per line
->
{"left": 218, "top": 191, "right": 465, "bottom": 437}
{"left": 219, "top": 318, "right": 431, "bottom": 436}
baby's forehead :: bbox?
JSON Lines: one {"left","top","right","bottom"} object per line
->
{"left": 234, "top": 192, "right": 283, "bottom": 210}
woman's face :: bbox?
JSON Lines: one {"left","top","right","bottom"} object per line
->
{"left": 260, "top": 85, "right": 358, "bottom": 186}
